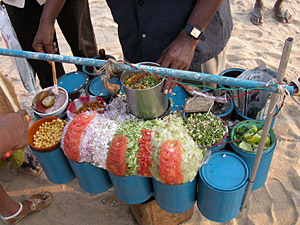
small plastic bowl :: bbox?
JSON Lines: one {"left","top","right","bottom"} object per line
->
{"left": 66, "top": 95, "right": 106, "bottom": 119}
{"left": 28, "top": 116, "right": 66, "bottom": 152}
{"left": 33, "top": 87, "right": 69, "bottom": 118}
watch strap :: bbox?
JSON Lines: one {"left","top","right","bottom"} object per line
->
{"left": 184, "top": 24, "right": 205, "bottom": 41}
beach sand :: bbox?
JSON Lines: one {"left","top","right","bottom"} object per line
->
{"left": 0, "top": 0, "right": 300, "bottom": 224}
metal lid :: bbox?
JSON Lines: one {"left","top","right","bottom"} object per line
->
{"left": 200, "top": 151, "right": 249, "bottom": 191}
{"left": 88, "top": 76, "right": 121, "bottom": 97}
{"left": 58, "top": 71, "right": 88, "bottom": 94}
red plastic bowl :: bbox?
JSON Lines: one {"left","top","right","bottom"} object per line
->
{"left": 66, "top": 95, "right": 106, "bottom": 119}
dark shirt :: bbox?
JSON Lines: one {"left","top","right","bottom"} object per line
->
{"left": 106, "top": 0, "right": 233, "bottom": 67}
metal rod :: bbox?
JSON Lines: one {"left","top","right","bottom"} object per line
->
{"left": 241, "top": 37, "right": 293, "bottom": 210}
{"left": 0, "top": 48, "right": 293, "bottom": 94}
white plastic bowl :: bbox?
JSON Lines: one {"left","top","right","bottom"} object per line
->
{"left": 33, "top": 87, "right": 69, "bottom": 118}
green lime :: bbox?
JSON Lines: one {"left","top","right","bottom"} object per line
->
{"left": 239, "top": 141, "right": 253, "bottom": 151}
{"left": 248, "top": 124, "right": 258, "bottom": 134}
{"left": 245, "top": 133, "right": 261, "bottom": 144}
{"left": 265, "top": 136, "right": 271, "bottom": 146}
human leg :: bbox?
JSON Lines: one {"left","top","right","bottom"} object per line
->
{"left": 0, "top": 185, "right": 20, "bottom": 218}
{"left": 57, "top": 0, "right": 98, "bottom": 71}
{"left": 188, "top": 49, "right": 226, "bottom": 89}
{"left": 273, "top": 0, "right": 292, "bottom": 23}
{"left": 0, "top": 186, "right": 53, "bottom": 225}
{"left": 4, "top": 1, "right": 65, "bottom": 88}
{"left": 250, "top": 0, "right": 264, "bottom": 25}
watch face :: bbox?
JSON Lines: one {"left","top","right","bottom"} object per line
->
{"left": 191, "top": 27, "right": 201, "bottom": 38}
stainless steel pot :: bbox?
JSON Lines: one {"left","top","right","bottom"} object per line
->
{"left": 121, "top": 62, "right": 168, "bottom": 119}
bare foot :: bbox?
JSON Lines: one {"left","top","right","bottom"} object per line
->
{"left": 250, "top": 4, "right": 264, "bottom": 25}
{"left": 273, "top": 4, "right": 293, "bottom": 23}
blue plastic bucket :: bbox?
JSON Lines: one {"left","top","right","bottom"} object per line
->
{"left": 234, "top": 105, "right": 278, "bottom": 128}
{"left": 82, "top": 55, "right": 115, "bottom": 78}
{"left": 230, "top": 120, "right": 277, "bottom": 190}
{"left": 209, "top": 141, "right": 226, "bottom": 153}
{"left": 31, "top": 147, "right": 75, "bottom": 184}
{"left": 152, "top": 177, "right": 197, "bottom": 214}
{"left": 197, "top": 151, "right": 249, "bottom": 222}
{"left": 87, "top": 76, "right": 122, "bottom": 103}
{"left": 215, "top": 98, "right": 234, "bottom": 121}
{"left": 219, "top": 68, "right": 246, "bottom": 90}
{"left": 68, "top": 160, "right": 112, "bottom": 194}
{"left": 108, "top": 172, "right": 153, "bottom": 204}
{"left": 167, "top": 86, "right": 191, "bottom": 111}
{"left": 58, "top": 71, "right": 89, "bottom": 100}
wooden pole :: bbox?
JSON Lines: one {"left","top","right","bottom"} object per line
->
{"left": 241, "top": 37, "right": 293, "bottom": 210}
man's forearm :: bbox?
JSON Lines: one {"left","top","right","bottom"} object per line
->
{"left": 0, "top": 127, "right": 12, "bottom": 158}
{"left": 187, "top": 0, "right": 224, "bottom": 31}
{"left": 40, "top": 0, "right": 66, "bottom": 26}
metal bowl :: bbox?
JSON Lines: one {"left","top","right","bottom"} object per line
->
{"left": 32, "top": 87, "right": 69, "bottom": 118}
{"left": 121, "top": 62, "right": 168, "bottom": 120}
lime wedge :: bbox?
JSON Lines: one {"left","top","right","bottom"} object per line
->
{"left": 248, "top": 124, "right": 258, "bottom": 133}
{"left": 245, "top": 133, "right": 261, "bottom": 144}
{"left": 239, "top": 141, "right": 253, "bottom": 151}
{"left": 265, "top": 136, "right": 271, "bottom": 146}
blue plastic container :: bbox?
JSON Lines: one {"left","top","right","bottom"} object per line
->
{"left": 230, "top": 120, "right": 277, "bottom": 190}
{"left": 219, "top": 68, "right": 246, "bottom": 90}
{"left": 108, "top": 172, "right": 153, "bottom": 204}
{"left": 152, "top": 177, "right": 197, "bottom": 214}
{"left": 68, "top": 160, "right": 112, "bottom": 194}
{"left": 82, "top": 55, "right": 115, "bottom": 78}
{"left": 234, "top": 105, "right": 278, "bottom": 128}
{"left": 167, "top": 86, "right": 191, "bottom": 111}
{"left": 87, "top": 76, "right": 122, "bottom": 103}
{"left": 197, "top": 151, "right": 249, "bottom": 222}
{"left": 31, "top": 147, "right": 75, "bottom": 184}
{"left": 209, "top": 141, "right": 226, "bottom": 153}
{"left": 58, "top": 71, "right": 89, "bottom": 100}
{"left": 215, "top": 98, "right": 234, "bottom": 121}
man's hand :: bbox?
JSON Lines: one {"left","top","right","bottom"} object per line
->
{"left": 32, "top": 23, "right": 57, "bottom": 54}
{"left": 0, "top": 110, "right": 29, "bottom": 154}
{"left": 157, "top": 30, "right": 199, "bottom": 94}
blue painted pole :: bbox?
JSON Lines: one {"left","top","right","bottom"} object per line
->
{"left": 0, "top": 48, "right": 293, "bottom": 94}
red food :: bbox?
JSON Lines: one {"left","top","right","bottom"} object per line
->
{"left": 64, "top": 112, "right": 96, "bottom": 161}
{"left": 137, "top": 129, "right": 153, "bottom": 177}
{"left": 106, "top": 135, "right": 127, "bottom": 176}
{"left": 159, "top": 140, "right": 183, "bottom": 185}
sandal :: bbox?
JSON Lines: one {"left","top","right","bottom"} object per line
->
{"left": 289, "top": 77, "right": 300, "bottom": 95}
{"left": 21, "top": 153, "right": 43, "bottom": 177}
{"left": 0, "top": 192, "right": 54, "bottom": 224}
{"left": 273, "top": 7, "right": 293, "bottom": 24}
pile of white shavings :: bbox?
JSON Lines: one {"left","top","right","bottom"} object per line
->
{"left": 62, "top": 97, "right": 135, "bottom": 169}
{"left": 150, "top": 114, "right": 205, "bottom": 184}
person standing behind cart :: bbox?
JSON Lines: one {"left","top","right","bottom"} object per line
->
{"left": 1, "top": 0, "right": 98, "bottom": 89}
{"left": 32, "top": 0, "right": 232, "bottom": 94}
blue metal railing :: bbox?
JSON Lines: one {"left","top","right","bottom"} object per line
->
{"left": 0, "top": 48, "right": 293, "bottom": 94}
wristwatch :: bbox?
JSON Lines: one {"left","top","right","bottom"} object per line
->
{"left": 184, "top": 24, "right": 205, "bottom": 41}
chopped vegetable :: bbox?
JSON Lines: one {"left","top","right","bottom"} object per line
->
{"left": 184, "top": 112, "right": 227, "bottom": 147}
{"left": 124, "top": 73, "right": 161, "bottom": 89}
{"left": 233, "top": 124, "right": 272, "bottom": 152}
{"left": 63, "top": 111, "right": 96, "bottom": 161}
{"left": 106, "top": 135, "right": 127, "bottom": 176}
{"left": 115, "top": 120, "right": 154, "bottom": 176}
{"left": 159, "top": 140, "right": 183, "bottom": 185}
{"left": 137, "top": 129, "right": 153, "bottom": 177}
{"left": 150, "top": 114, "right": 205, "bottom": 184}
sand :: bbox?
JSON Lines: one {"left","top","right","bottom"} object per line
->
{"left": 0, "top": 0, "right": 300, "bottom": 224}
